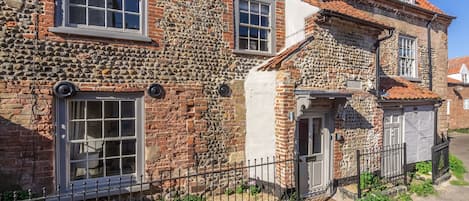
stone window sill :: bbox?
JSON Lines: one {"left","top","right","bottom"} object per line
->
{"left": 49, "top": 27, "right": 152, "bottom": 42}
{"left": 233, "top": 49, "right": 276, "bottom": 57}
{"left": 400, "top": 76, "right": 422, "bottom": 83}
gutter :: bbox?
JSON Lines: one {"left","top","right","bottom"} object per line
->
{"left": 375, "top": 29, "right": 395, "bottom": 98}
{"left": 320, "top": 10, "right": 394, "bottom": 30}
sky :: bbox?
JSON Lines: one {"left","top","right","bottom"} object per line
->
{"left": 431, "top": 0, "right": 469, "bottom": 59}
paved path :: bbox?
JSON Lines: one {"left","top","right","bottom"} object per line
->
{"left": 413, "top": 133, "right": 469, "bottom": 201}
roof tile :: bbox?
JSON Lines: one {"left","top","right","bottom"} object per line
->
{"left": 380, "top": 77, "right": 440, "bottom": 100}
{"left": 448, "top": 56, "right": 469, "bottom": 74}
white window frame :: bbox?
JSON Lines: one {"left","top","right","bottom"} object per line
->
{"left": 49, "top": 0, "right": 150, "bottom": 42}
{"left": 447, "top": 99, "right": 451, "bottom": 115}
{"left": 398, "top": 35, "right": 418, "bottom": 78}
{"left": 463, "top": 73, "right": 468, "bottom": 83}
{"left": 464, "top": 99, "right": 469, "bottom": 110}
{"left": 55, "top": 92, "right": 145, "bottom": 193}
{"left": 234, "top": 0, "right": 276, "bottom": 55}
{"left": 399, "top": 0, "right": 415, "bottom": 4}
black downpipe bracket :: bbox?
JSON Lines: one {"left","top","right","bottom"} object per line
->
{"left": 375, "top": 29, "right": 395, "bottom": 98}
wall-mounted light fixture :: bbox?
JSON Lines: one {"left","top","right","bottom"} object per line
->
{"left": 53, "top": 81, "right": 77, "bottom": 99}
{"left": 148, "top": 84, "right": 165, "bottom": 99}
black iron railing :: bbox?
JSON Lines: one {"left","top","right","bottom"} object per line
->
{"left": 1, "top": 156, "right": 300, "bottom": 201}
{"left": 356, "top": 143, "right": 407, "bottom": 198}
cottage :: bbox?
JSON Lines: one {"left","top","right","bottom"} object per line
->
{"left": 447, "top": 56, "right": 469, "bottom": 130}
{"left": 0, "top": 0, "right": 452, "bottom": 200}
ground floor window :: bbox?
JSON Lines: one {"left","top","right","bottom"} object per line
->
{"left": 464, "top": 99, "right": 469, "bottom": 110}
{"left": 56, "top": 92, "right": 144, "bottom": 189}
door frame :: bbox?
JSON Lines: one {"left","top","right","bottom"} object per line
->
{"left": 295, "top": 111, "right": 333, "bottom": 197}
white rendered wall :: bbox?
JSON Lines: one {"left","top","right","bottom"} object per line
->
{"left": 285, "top": 0, "right": 319, "bottom": 47}
{"left": 448, "top": 64, "right": 468, "bottom": 81}
{"left": 245, "top": 67, "right": 277, "bottom": 182}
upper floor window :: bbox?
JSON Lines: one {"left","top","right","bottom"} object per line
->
{"left": 398, "top": 35, "right": 417, "bottom": 78}
{"left": 463, "top": 73, "right": 468, "bottom": 83}
{"left": 50, "top": 0, "right": 151, "bottom": 42}
{"left": 465, "top": 99, "right": 469, "bottom": 110}
{"left": 399, "top": 0, "right": 415, "bottom": 4}
{"left": 68, "top": 0, "right": 142, "bottom": 32}
{"left": 235, "top": 0, "right": 275, "bottom": 54}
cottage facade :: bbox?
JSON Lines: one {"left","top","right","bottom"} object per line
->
{"left": 447, "top": 57, "right": 469, "bottom": 130}
{"left": 0, "top": 0, "right": 452, "bottom": 199}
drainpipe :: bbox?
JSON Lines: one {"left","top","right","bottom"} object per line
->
{"left": 427, "top": 14, "right": 439, "bottom": 145}
{"left": 375, "top": 29, "right": 395, "bottom": 98}
{"left": 427, "top": 14, "right": 438, "bottom": 90}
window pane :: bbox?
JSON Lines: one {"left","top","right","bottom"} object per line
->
{"left": 250, "top": 14, "right": 259, "bottom": 25}
{"left": 70, "top": 143, "right": 86, "bottom": 161}
{"left": 104, "top": 120, "right": 119, "bottom": 137}
{"left": 312, "top": 118, "right": 322, "bottom": 154}
{"left": 70, "top": 0, "right": 85, "bottom": 4}
{"left": 87, "top": 121, "right": 102, "bottom": 139}
{"left": 121, "top": 101, "right": 135, "bottom": 118}
{"left": 261, "top": 16, "right": 269, "bottom": 27}
{"left": 69, "top": 121, "right": 85, "bottom": 140}
{"left": 240, "top": 12, "right": 249, "bottom": 24}
{"left": 239, "top": 26, "right": 248, "bottom": 37}
{"left": 106, "top": 159, "right": 121, "bottom": 176}
{"left": 69, "top": 6, "right": 86, "bottom": 25}
{"left": 88, "top": 0, "right": 105, "bottom": 7}
{"left": 298, "top": 119, "right": 308, "bottom": 155}
{"left": 122, "top": 140, "right": 136, "bottom": 155}
{"left": 122, "top": 157, "right": 136, "bottom": 174}
{"left": 105, "top": 141, "right": 120, "bottom": 157}
{"left": 125, "top": 0, "right": 140, "bottom": 13}
{"left": 260, "top": 41, "right": 268, "bottom": 51}
{"left": 87, "top": 101, "right": 102, "bottom": 119}
{"left": 88, "top": 160, "right": 104, "bottom": 178}
{"left": 125, "top": 14, "right": 140, "bottom": 30}
{"left": 87, "top": 141, "right": 104, "bottom": 155}
{"left": 107, "top": 0, "right": 123, "bottom": 10}
{"left": 70, "top": 162, "right": 87, "bottom": 181}
{"left": 260, "top": 29, "right": 268, "bottom": 39}
{"left": 240, "top": 0, "right": 248, "bottom": 11}
{"left": 108, "top": 11, "right": 123, "bottom": 28}
{"left": 239, "top": 39, "right": 248, "bottom": 50}
{"left": 250, "top": 28, "right": 258, "bottom": 38}
{"left": 121, "top": 120, "right": 135, "bottom": 136}
{"left": 250, "top": 2, "right": 259, "bottom": 13}
{"left": 88, "top": 8, "right": 105, "bottom": 27}
{"left": 249, "top": 39, "right": 258, "bottom": 50}
{"left": 104, "top": 101, "right": 119, "bottom": 118}
{"left": 261, "top": 4, "right": 269, "bottom": 15}
{"left": 70, "top": 101, "right": 85, "bottom": 120}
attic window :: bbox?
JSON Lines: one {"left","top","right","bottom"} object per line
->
{"left": 399, "top": 0, "right": 415, "bottom": 4}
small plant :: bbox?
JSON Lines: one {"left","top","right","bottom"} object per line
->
{"left": 249, "top": 185, "right": 261, "bottom": 196}
{"left": 450, "top": 154, "right": 467, "bottom": 180}
{"left": 358, "top": 192, "right": 392, "bottom": 201}
{"left": 416, "top": 161, "right": 432, "bottom": 175}
{"left": 396, "top": 193, "right": 413, "bottom": 201}
{"left": 225, "top": 188, "right": 234, "bottom": 196}
{"left": 450, "top": 179, "right": 469, "bottom": 186}
{"left": 235, "top": 184, "right": 246, "bottom": 194}
{"left": 449, "top": 128, "right": 469, "bottom": 134}
{"left": 174, "top": 195, "right": 205, "bottom": 201}
{"left": 409, "top": 180, "right": 435, "bottom": 197}
{"left": 288, "top": 191, "right": 300, "bottom": 201}
{"left": 1, "top": 190, "right": 30, "bottom": 201}
{"left": 360, "top": 172, "right": 385, "bottom": 191}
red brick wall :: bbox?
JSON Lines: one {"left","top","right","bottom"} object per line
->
{"left": 0, "top": 81, "right": 55, "bottom": 191}
{"left": 447, "top": 85, "right": 469, "bottom": 129}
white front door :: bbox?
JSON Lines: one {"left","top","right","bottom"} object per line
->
{"left": 383, "top": 110, "right": 404, "bottom": 177}
{"left": 298, "top": 116, "right": 330, "bottom": 196}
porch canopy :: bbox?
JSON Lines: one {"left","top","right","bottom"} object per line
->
{"left": 295, "top": 89, "right": 353, "bottom": 117}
